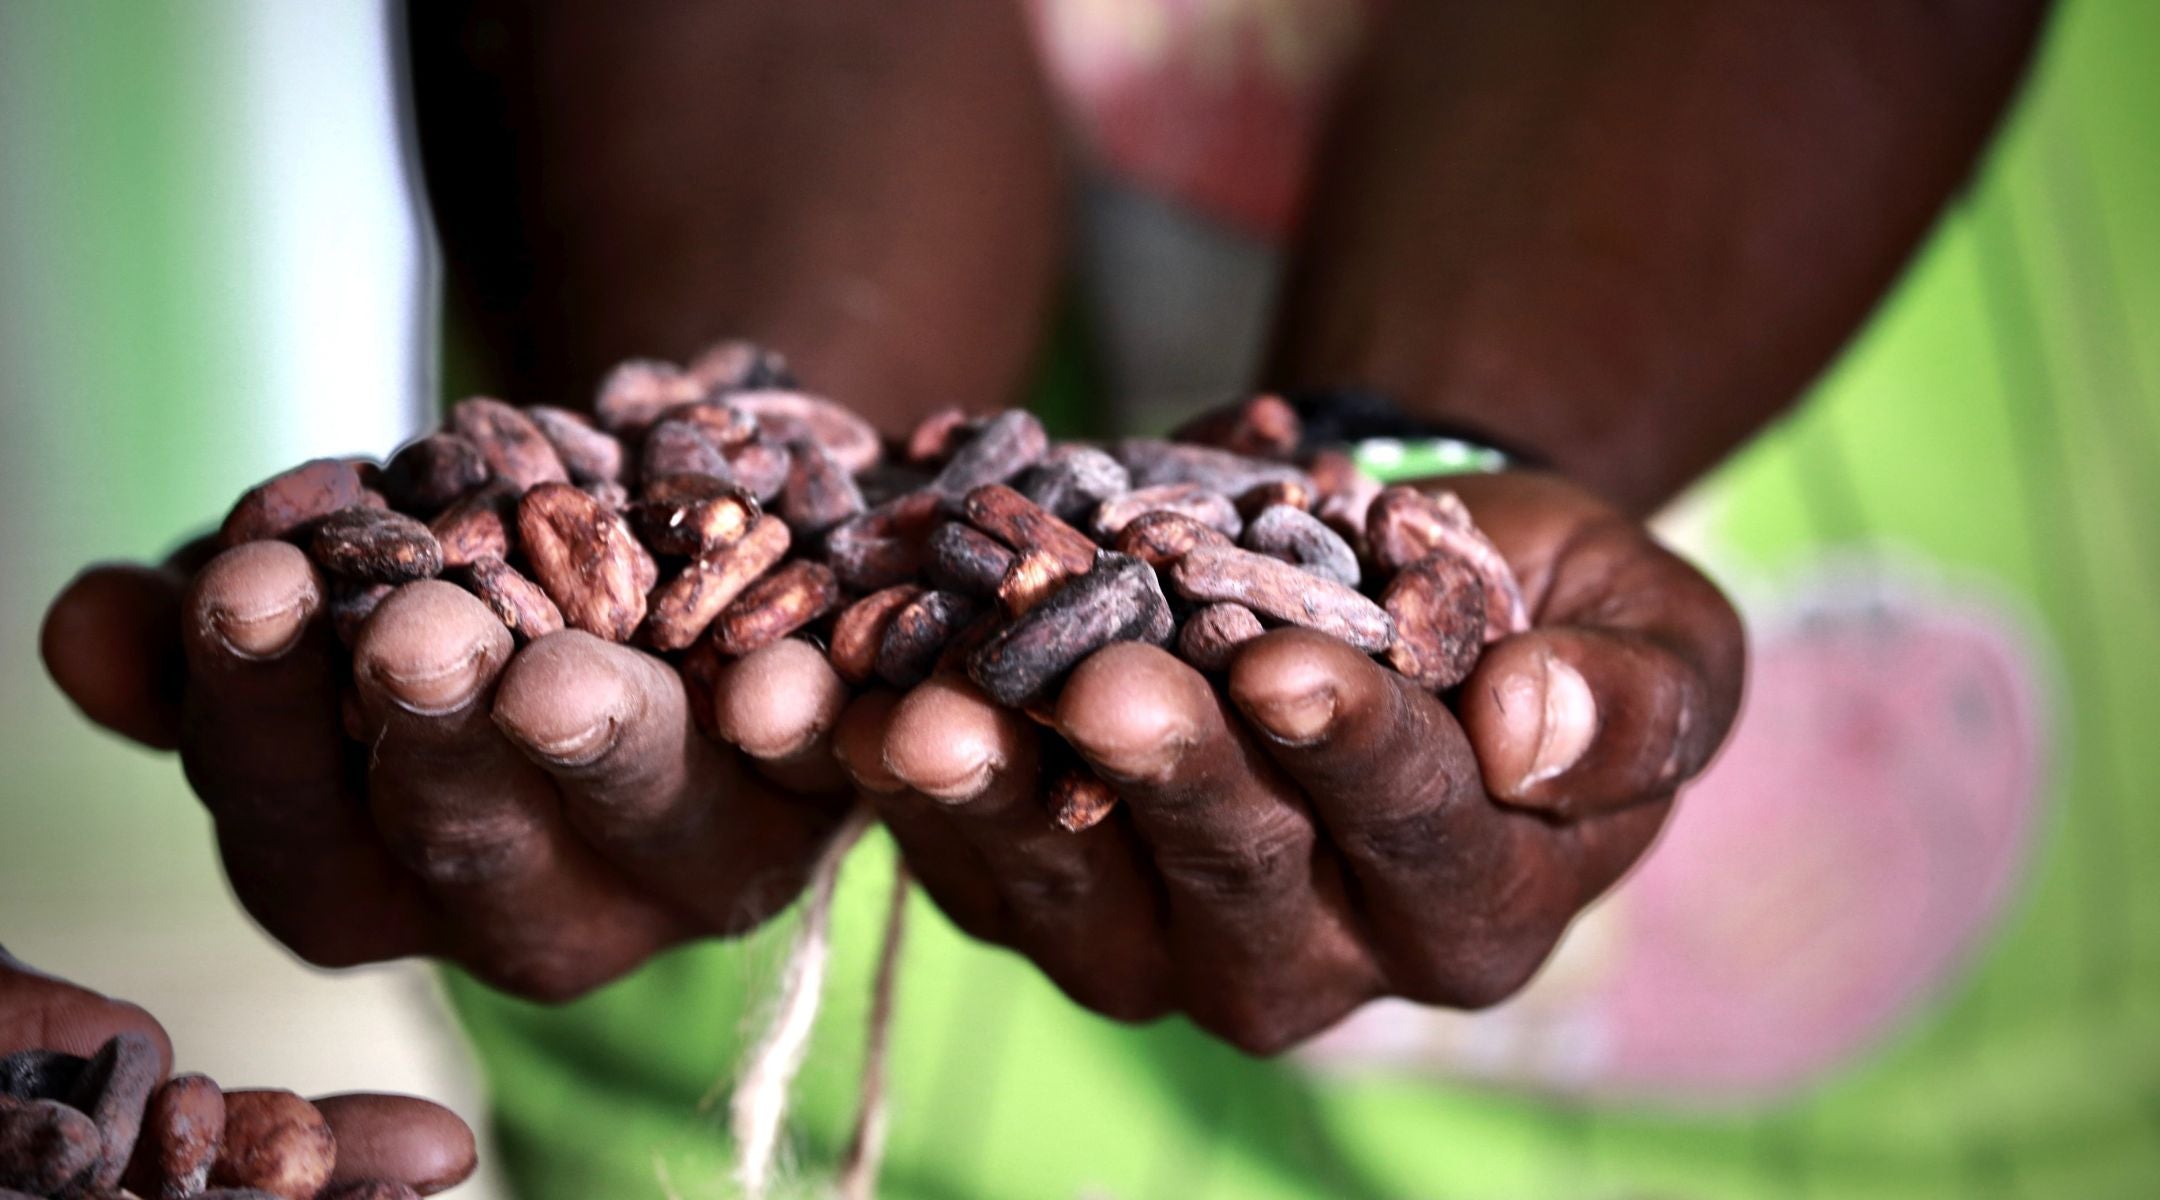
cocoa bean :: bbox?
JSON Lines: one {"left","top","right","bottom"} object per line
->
{"left": 456, "top": 556, "right": 565, "bottom": 643}
{"left": 1169, "top": 394, "right": 1302, "bottom": 459}
{"left": 723, "top": 437, "right": 792, "bottom": 504}
{"left": 926, "top": 522, "right": 1018, "bottom": 597}
{"left": 60, "top": 1032, "right": 160, "bottom": 1191}
{"left": 447, "top": 397, "right": 569, "bottom": 489}
{"left": 209, "top": 1091, "right": 333, "bottom": 1200}
{"left": 711, "top": 561, "right": 839, "bottom": 657}
{"left": 314, "top": 1093, "right": 475, "bottom": 1196}
{"left": 1383, "top": 553, "right": 1488, "bottom": 690}
{"left": 320, "top": 1184, "right": 421, "bottom": 1200}
{"left": 930, "top": 410, "right": 1046, "bottom": 500}
{"left": 633, "top": 475, "right": 760, "bottom": 558}
{"left": 660, "top": 399, "right": 760, "bottom": 450}
{"left": 0, "top": 1096, "right": 101, "bottom": 1196}
{"left": 1110, "top": 510, "right": 1233, "bottom": 569}
{"left": 828, "top": 585, "right": 926, "bottom": 685}
{"left": 997, "top": 548, "right": 1073, "bottom": 618}
{"left": 311, "top": 509, "right": 444, "bottom": 584}
{"left": 1014, "top": 445, "right": 1130, "bottom": 525}
{"left": 518, "top": 483, "right": 651, "bottom": 641}
{"left": 1177, "top": 603, "right": 1265, "bottom": 672}
{"left": 1112, "top": 438, "right": 1311, "bottom": 497}
{"left": 128, "top": 1073, "right": 224, "bottom": 1200}
{"left": 875, "top": 591, "right": 981, "bottom": 689}
{"left": 376, "top": 434, "right": 489, "bottom": 514}
{"left": 219, "top": 460, "right": 368, "bottom": 548}
{"left": 960, "top": 484, "right": 1098, "bottom": 577}
{"left": 777, "top": 438, "right": 866, "bottom": 535}
{"left": 194, "top": 1190, "right": 284, "bottom": 1199}
{"left": 729, "top": 390, "right": 883, "bottom": 474}
{"left": 825, "top": 492, "right": 940, "bottom": 592}
{"left": 853, "top": 462, "right": 935, "bottom": 507}
{"left": 525, "top": 406, "right": 624, "bottom": 485}
{"left": 685, "top": 339, "right": 793, "bottom": 393}
{"left": 644, "top": 515, "right": 791, "bottom": 652}
{"left": 582, "top": 479, "right": 632, "bottom": 511}
{"left": 677, "top": 638, "right": 728, "bottom": 740}
{"left": 1047, "top": 768, "right": 1119, "bottom": 833}
{"left": 966, "top": 553, "right": 1173, "bottom": 707}
{"left": 1313, "top": 460, "right": 1381, "bottom": 543}
{"left": 0, "top": 1051, "right": 85, "bottom": 1102}
{"left": 329, "top": 582, "right": 394, "bottom": 648}
{"left": 1235, "top": 477, "right": 1316, "bottom": 517}
{"left": 427, "top": 480, "right": 519, "bottom": 568}
{"left": 639, "top": 419, "right": 732, "bottom": 482}
{"left": 904, "top": 407, "right": 976, "bottom": 466}
{"left": 1168, "top": 545, "right": 1394, "bottom": 652}
{"left": 593, "top": 358, "right": 704, "bottom": 435}
{"left": 1091, "top": 484, "right": 1243, "bottom": 541}
{"left": 1240, "top": 505, "right": 1360, "bottom": 587}
{"left": 1364, "top": 487, "right": 1527, "bottom": 636}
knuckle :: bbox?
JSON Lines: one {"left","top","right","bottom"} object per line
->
{"left": 1152, "top": 811, "right": 1312, "bottom": 903}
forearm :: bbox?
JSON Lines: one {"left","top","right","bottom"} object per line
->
{"left": 1267, "top": 0, "right": 2047, "bottom": 514}
{"left": 407, "top": 0, "right": 1066, "bottom": 432}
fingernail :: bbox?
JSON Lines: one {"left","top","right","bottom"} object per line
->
{"left": 372, "top": 644, "right": 493, "bottom": 716}
{"left": 1247, "top": 685, "right": 1337, "bottom": 746}
{"left": 206, "top": 594, "right": 313, "bottom": 659}
{"left": 512, "top": 715, "right": 622, "bottom": 768}
{"left": 1521, "top": 656, "right": 1596, "bottom": 790}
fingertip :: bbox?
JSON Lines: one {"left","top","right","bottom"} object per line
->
{"left": 355, "top": 580, "right": 513, "bottom": 716}
{"left": 187, "top": 541, "right": 323, "bottom": 661}
{"left": 41, "top": 564, "right": 186, "bottom": 749}
{"left": 492, "top": 630, "right": 639, "bottom": 767}
{"left": 883, "top": 675, "right": 1028, "bottom": 803}
{"left": 1460, "top": 635, "right": 1600, "bottom": 806}
{"left": 1054, "top": 642, "right": 1207, "bottom": 784}
{"left": 712, "top": 638, "right": 849, "bottom": 761}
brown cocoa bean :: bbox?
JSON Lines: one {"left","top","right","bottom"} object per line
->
{"left": 729, "top": 390, "right": 883, "bottom": 474}
{"left": 219, "top": 460, "right": 368, "bottom": 548}
{"left": 0, "top": 1051, "right": 85, "bottom": 1102}
{"left": 1236, "top": 477, "right": 1316, "bottom": 517}
{"left": 1240, "top": 505, "right": 1360, "bottom": 587}
{"left": 825, "top": 491, "right": 940, "bottom": 592}
{"left": 456, "top": 556, "right": 565, "bottom": 643}
{"left": 930, "top": 410, "right": 1046, "bottom": 500}
{"left": 313, "top": 1093, "right": 475, "bottom": 1196}
{"left": 1169, "top": 393, "right": 1302, "bottom": 459}
{"left": 997, "top": 548, "right": 1073, "bottom": 618}
{"left": 829, "top": 585, "right": 926, "bottom": 685}
{"left": 711, "top": 561, "right": 840, "bottom": 657}
{"left": 639, "top": 418, "right": 732, "bottom": 482}
{"left": 777, "top": 438, "right": 866, "bottom": 535}
{"left": 447, "top": 397, "right": 569, "bottom": 489}
{"left": 0, "top": 1095, "right": 102, "bottom": 1196}
{"left": 329, "top": 582, "right": 394, "bottom": 648}
{"left": 1364, "top": 487, "right": 1527, "bottom": 636}
{"left": 427, "top": 480, "right": 519, "bottom": 568}
{"left": 1113, "top": 438, "right": 1312, "bottom": 497}
{"left": 376, "top": 434, "right": 489, "bottom": 515}
{"left": 61, "top": 1032, "right": 160, "bottom": 1191}
{"left": 320, "top": 1183, "right": 421, "bottom": 1200}
{"left": 525, "top": 406, "right": 624, "bottom": 485}
{"left": 582, "top": 479, "right": 632, "bottom": 511}
{"left": 904, "top": 407, "right": 977, "bottom": 466}
{"left": 853, "top": 462, "right": 935, "bottom": 506}
{"left": 926, "top": 522, "right": 1018, "bottom": 597}
{"left": 1176, "top": 602, "right": 1265, "bottom": 672}
{"left": 960, "top": 484, "right": 1098, "bottom": 577}
{"left": 967, "top": 553, "right": 1173, "bottom": 707}
{"left": 1110, "top": 510, "right": 1233, "bottom": 569}
{"left": 633, "top": 475, "right": 760, "bottom": 558}
{"left": 685, "top": 339, "right": 793, "bottom": 393}
{"left": 594, "top": 358, "right": 704, "bottom": 435}
{"left": 311, "top": 508, "right": 444, "bottom": 584}
{"left": 194, "top": 1190, "right": 285, "bottom": 1199}
{"left": 209, "top": 1091, "right": 333, "bottom": 1200}
{"left": 660, "top": 398, "right": 760, "bottom": 450}
{"left": 875, "top": 590, "right": 981, "bottom": 689}
{"left": 1168, "top": 544, "right": 1394, "bottom": 652}
{"left": 644, "top": 515, "right": 791, "bottom": 652}
{"left": 723, "top": 437, "right": 792, "bottom": 504}
{"left": 1383, "top": 553, "right": 1488, "bottom": 690}
{"left": 1014, "top": 445, "right": 1130, "bottom": 524}
{"left": 518, "top": 483, "right": 650, "bottom": 641}
{"left": 128, "top": 1073, "right": 224, "bottom": 1200}
{"left": 1312, "top": 453, "right": 1382, "bottom": 543}
{"left": 1047, "top": 767, "right": 1119, "bottom": 833}
{"left": 1091, "top": 484, "right": 1243, "bottom": 541}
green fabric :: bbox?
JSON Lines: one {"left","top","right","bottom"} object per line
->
{"left": 448, "top": 3, "right": 2160, "bottom": 1196}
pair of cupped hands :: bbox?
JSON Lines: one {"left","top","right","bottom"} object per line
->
{"left": 42, "top": 463, "right": 1740, "bottom": 1055}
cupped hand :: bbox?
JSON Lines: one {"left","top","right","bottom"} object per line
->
{"left": 41, "top": 541, "right": 852, "bottom": 1001}
{"left": 834, "top": 471, "right": 1743, "bottom": 1053}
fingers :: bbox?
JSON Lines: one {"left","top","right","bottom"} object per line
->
{"left": 1058, "top": 643, "right": 1380, "bottom": 1052}
{"left": 0, "top": 955, "right": 175, "bottom": 1072}
{"left": 354, "top": 582, "right": 680, "bottom": 999}
{"left": 492, "top": 631, "right": 842, "bottom": 935}
{"left": 709, "top": 638, "right": 852, "bottom": 796}
{"left": 42, "top": 564, "right": 187, "bottom": 750}
{"left": 1231, "top": 627, "right": 1669, "bottom": 1007}
{"left": 178, "top": 543, "right": 433, "bottom": 968}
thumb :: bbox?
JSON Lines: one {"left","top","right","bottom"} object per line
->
{"left": 41, "top": 564, "right": 187, "bottom": 751}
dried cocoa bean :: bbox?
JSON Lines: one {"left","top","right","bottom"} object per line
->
{"left": 1311, "top": 450, "right": 1381, "bottom": 542}
{"left": 875, "top": 591, "right": 981, "bottom": 689}
{"left": 1047, "top": 768, "right": 1119, "bottom": 833}
{"left": 639, "top": 418, "right": 732, "bottom": 481}
{"left": 219, "top": 460, "right": 368, "bottom": 547}
{"left": 967, "top": 553, "right": 1173, "bottom": 707}
{"left": 1177, "top": 603, "right": 1265, "bottom": 672}
{"left": 644, "top": 515, "right": 791, "bottom": 652}
{"left": 518, "top": 483, "right": 651, "bottom": 641}
{"left": 829, "top": 585, "right": 926, "bottom": 685}
{"left": 1236, "top": 478, "right": 1316, "bottom": 517}
{"left": 0, "top": 1051, "right": 85, "bottom": 1102}
{"left": 448, "top": 397, "right": 569, "bottom": 489}
{"left": 778, "top": 438, "right": 866, "bottom": 535}
{"left": 594, "top": 359, "right": 705, "bottom": 435}
{"left": 376, "top": 434, "right": 489, "bottom": 514}
{"left": 311, "top": 508, "right": 444, "bottom": 584}
{"left": 1110, "top": 510, "right": 1233, "bottom": 569}
{"left": 660, "top": 399, "right": 760, "bottom": 450}
{"left": 525, "top": 406, "right": 624, "bottom": 484}
{"left": 1091, "top": 484, "right": 1243, "bottom": 541}
{"left": 711, "top": 561, "right": 839, "bottom": 657}
{"left": 60, "top": 1032, "right": 159, "bottom": 1191}
{"left": 723, "top": 437, "right": 792, "bottom": 503}
{"left": 427, "top": 479, "right": 519, "bottom": 568}
{"left": 1112, "top": 438, "right": 1312, "bottom": 497}
{"left": 1168, "top": 545, "right": 1394, "bottom": 652}
{"left": 1169, "top": 394, "right": 1301, "bottom": 459}
{"left": 195, "top": 1190, "right": 284, "bottom": 1199}
{"left": 328, "top": 582, "right": 394, "bottom": 648}
{"left": 825, "top": 491, "right": 940, "bottom": 592}
{"left": 729, "top": 390, "right": 883, "bottom": 474}
{"left": 583, "top": 479, "right": 631, "bottom": 511}
{"left": 997, "top": 548, "right": 1073, "bottom": 618}
{"left": 1240, "top": 505, "right": 1360, "bottom": 587}
{"left": 1014, "top": 445, "right": 1130, "bottom": 524}
{"left": 321, "top": 1183, "right": 421, "bottom": 1200}
{"left": 686, "top": 339, "right": 793, "bottom": 392}
{"left": 1383, "top": 553, "right": 1488, "bottom": 690}
{"left": 633, "top": 475, "right": 760, "bottom": 558}
{"left": 0, "top": 1095, "right": 101, "bottom": 1196}
{"left": 314, "top": 1093, "right": 476, "bottom": 1197}
{"left": 128, "top": 1073, "right": 224, "bottom": 1200}
{"left": 853, "top": 462, "right": 934, "bottom": 507}
{"left": 960, "top": 484, "right": 1098, "bottom": 577}
{"left": 209, "top": 1091, "right": 333, "bottom": 1200}
{"left": 456, "top": 556, "right": 565, "bottom": 643}
{"left": 930, "top": 410, "right": 1046, "bottom": 500}
{"left": 904, "top": 407, "right": 976, "bottom": 466}
{"left": 1364, "top": 487, "right": 1528, "bottom": 636}
{"left": 924, "top": 522, "right": 1015, "bottom": 598}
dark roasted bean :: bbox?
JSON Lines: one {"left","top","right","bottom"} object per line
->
{"left": 730, "top": 390, "right": 883, "bottom": 474}
{"left": 1241, "top": 505, "right": 1360, "bottom": 587}
{"left": 310, "top": 508, "right": 444, "bottom": 584}
{"left": 1091, "top": 484, "right": 1243, "bottom": 541}
{"left": 875, "top": 591, "right": 981, "bottom": 689}
{"left": 219, "top": 460, "right": 368, "bottom": 548}
{"left": 645, "top": 514, "right": 792, "bottom": 653}
{"left": 829, "top": 585, "right": 926, "bottom": 685}
{"left": 640, "top": 418, "right": 733, "bottom": 482}
{"left": 1384, "top": 552, "right": 1489, "bottom": 690}
{"left": 428, "top": 479, "right": 520, "bottom": 568}
{"left": 518, "top": 483, "right": 651, "bottom": 642}
{"left": 711, "top": 561, "right": 840, "bottom": 657}
{"left": 1015, "top": 445, "right": 1130, "bottom": 525}
{"left": 376, "top": 434, "right": 489, "bottom": 514}
{"left": 456, "top": 556, "right": 565, "bottom": 643}
{"left": 826, "top": 492, "right": 940, "bottom": 592}
{"left": 930, "top": 410, "right": 1046, "bottom": 501}
{"left": 1112, "top": 437, "right": 1311, "bottom": 496}
{"left": 778, "top": 438, "right": 866, "bottom": 535}
{"left": 926, "top": 522, "right": 1018, "bottom": 597}
{"left": 448, "top": 397, "right": 569, "bottom": 489}
{"left": 966, "top": 553, "right": 1173, "bottom": 707}
{"left": 1168, "top": 544, "right": 1393, "bottom": 652}
{"left": 526, "top": 406, "right": 625, "bottom": 485}
{"left": 961, "top": 484, "right": 1098, "bottom": 576}
{"left": 1110, "top": 510, "right": 1233, "bottom": 569}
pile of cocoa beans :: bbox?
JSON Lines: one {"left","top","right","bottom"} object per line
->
{"left": 0, "top": 1036, "right": 470, "bottom": 1200}
{"left": 213, "top": 339, "right": 1525, "bottom": 829}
